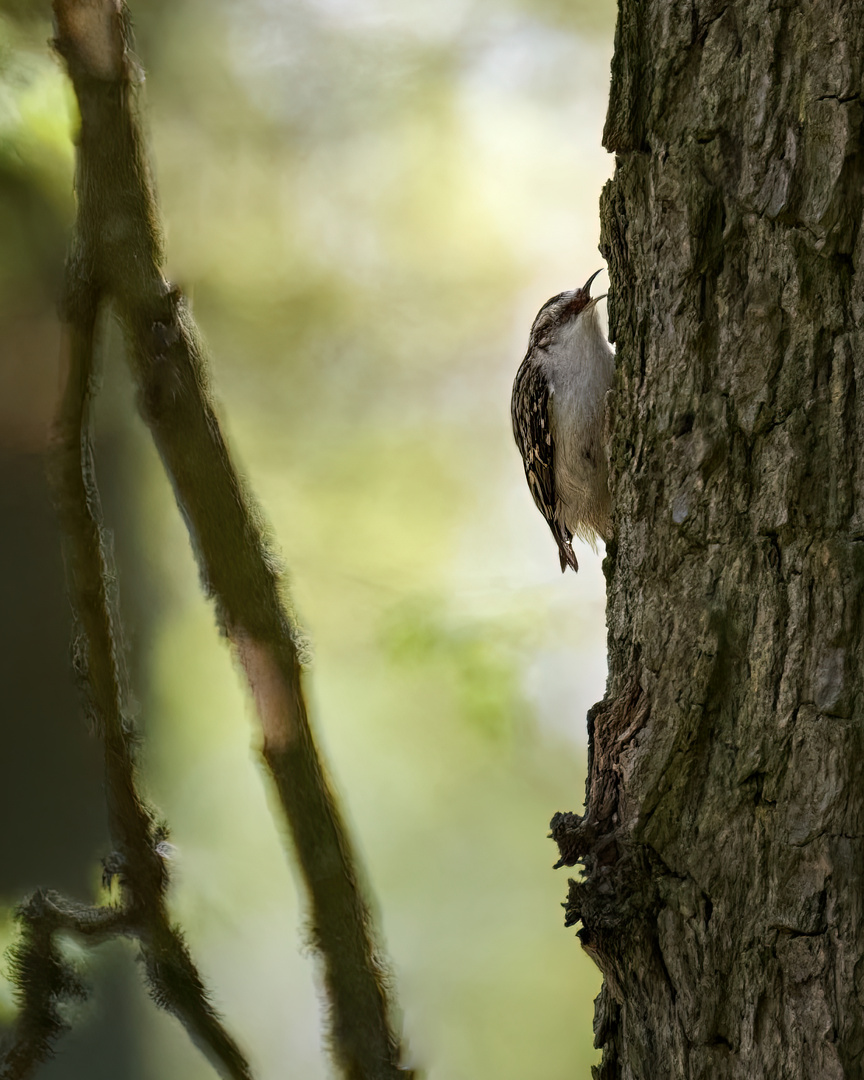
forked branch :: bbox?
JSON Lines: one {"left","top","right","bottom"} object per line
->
{"left": 0, "top": 205, "right": 256, "bottom": 1080}
{"left": 36, "top": 2, "right": 413, "bottom": 1079}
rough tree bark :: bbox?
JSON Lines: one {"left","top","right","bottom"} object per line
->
{"left": 552, "top": 2, "right": 864, "bottom": 1077}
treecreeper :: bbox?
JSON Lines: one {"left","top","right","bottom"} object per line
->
{"left": 511, "top": 270, "right": 615, "bottom": 572}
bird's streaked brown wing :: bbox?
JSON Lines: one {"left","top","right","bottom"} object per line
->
{"left": 511, "top": 360, "right": 578, "bottom": 572}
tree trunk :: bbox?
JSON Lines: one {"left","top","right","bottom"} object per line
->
{"left": 555, "top": 1, "right": 864, "bottom": 1076}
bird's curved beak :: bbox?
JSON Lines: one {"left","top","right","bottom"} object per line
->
{"left": 581, "top": 268, "right": 604, "bottom": 296}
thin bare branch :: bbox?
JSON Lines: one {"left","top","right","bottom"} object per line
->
{"left": 49, "top": 291, "right": 165, "bottom": 902}
{"left": 0, "top": 25, "right": 260, "bottom": 1075}
{"left": 0, "top": 893, "right": 125, "bottom": 1080}
{"left": 140, "top": 921, "right": 256, "bottom": 1080}
{"left": 0, "top": 899, "right": 88, "bottom": 1080}
{"left": 43, "top": 310, "right": 254, "bottom": 1079}
{"left": 50, "top": 2, "right": 413, "bottom": 1078}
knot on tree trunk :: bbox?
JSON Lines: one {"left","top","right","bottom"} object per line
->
{"left": 550, "top": 664, "right": 649, "bottom": 873}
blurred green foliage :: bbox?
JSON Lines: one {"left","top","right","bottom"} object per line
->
{"left": 0, "top": 10, "right": 71, "bottom": 279}
{"left": 0, "top": 0, "right": 616, "bottom": 1076}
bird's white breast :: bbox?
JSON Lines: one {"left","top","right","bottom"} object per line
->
{"left": 541, "top": 304, "right": 614, "bottom": 424}
{"left": 541, "top": 303, "right": 615, "bottom": 541}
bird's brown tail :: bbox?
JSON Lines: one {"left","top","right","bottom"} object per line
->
{"left": 558, "top": 542, "right": 579, "bottom": 573}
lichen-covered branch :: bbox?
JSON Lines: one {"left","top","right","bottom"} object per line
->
{"left": 48, "top": 3, "right": 412, "bottom": 1078}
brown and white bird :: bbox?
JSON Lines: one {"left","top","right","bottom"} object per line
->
{"left": 511, "top": 270, "right": 615, "bottom": 572}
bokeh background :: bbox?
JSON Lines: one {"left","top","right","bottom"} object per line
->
{"left": 0, "top": 0, "right": 616, "bottom": 1076}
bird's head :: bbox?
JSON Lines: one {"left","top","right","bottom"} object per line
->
{"left": 528, "top": 269, "right": 606, "bottom": 350}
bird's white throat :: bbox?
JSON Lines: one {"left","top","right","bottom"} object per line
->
{"left": 543, "top": 304, "right": 614, "bottom": 426}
